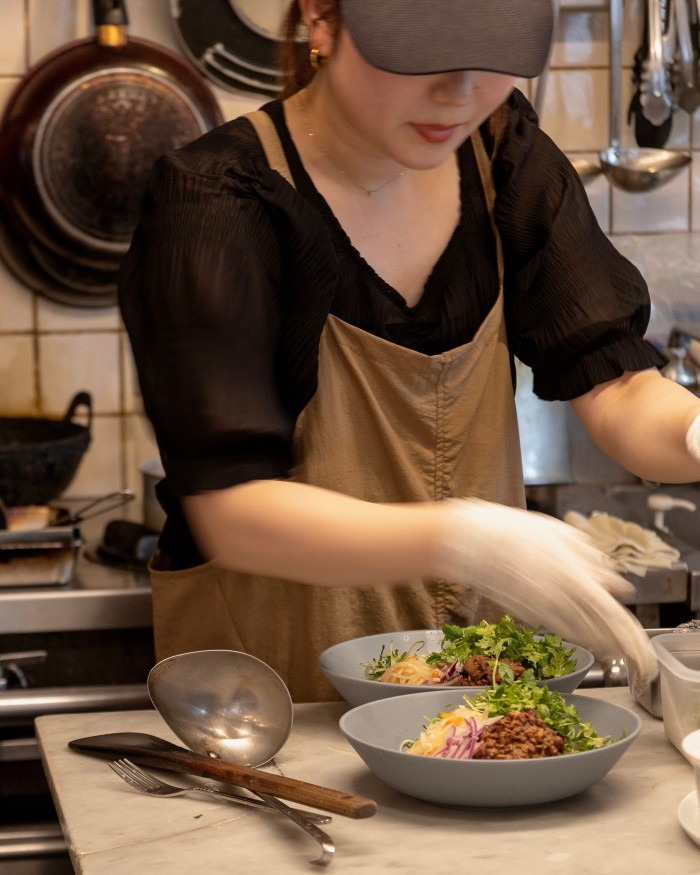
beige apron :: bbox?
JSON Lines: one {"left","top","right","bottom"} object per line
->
{"left": 149, "top": 117, "right": 526, "bottom": 702}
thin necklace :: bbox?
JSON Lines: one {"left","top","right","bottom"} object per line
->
{"left": 299, "top": 99, "right": 407, "bottom": 197}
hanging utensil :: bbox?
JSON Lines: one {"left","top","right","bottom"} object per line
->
{"left": 600, "top": 0, "right": 691, "bottom": 192}
{"left": 673, "top": 0, "right": 700, "bottom": 110}
{"left": 640, "top": 0, "right": 674, "bottom": 123}
{"left": 689, "top": 0, "right": 700, "bottom": 97}
{"left": 628, "top": 0, "right": 674, "bottom": 146}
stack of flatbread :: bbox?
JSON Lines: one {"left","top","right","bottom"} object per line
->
{"left": 563, "top": 510, "right": 681, "bottom": 577}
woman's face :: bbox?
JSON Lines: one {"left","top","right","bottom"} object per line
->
{"left": 314, "top": 23, "right": 516, "bottom": 171}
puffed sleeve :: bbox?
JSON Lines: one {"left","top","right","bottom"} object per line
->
{"left": 119, "top": 125, "right": 337, "bottom": 496}
{"left": 493, "top": 91, "right": 667, "bottom": 401}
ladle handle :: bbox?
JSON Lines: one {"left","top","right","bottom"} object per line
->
{"left": 609, "top": 0, "right": 623, "bottom": 148}
{"left": 69, "top": 733, "right": 378, "bottom": 820}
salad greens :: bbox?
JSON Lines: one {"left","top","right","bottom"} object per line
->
{"left": 427, "top": 616, "right": 576, "bottom": 679}
{"left": 362, "top": 616, "right": 577, "bottom": 682}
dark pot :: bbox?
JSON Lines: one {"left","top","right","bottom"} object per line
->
{"left": 0, "top": 392, "right": 92, "bottom": 506}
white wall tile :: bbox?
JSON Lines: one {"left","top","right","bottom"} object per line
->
{"left": 541, "top": 69, "right": 608, "bottom": 151}
{"left": 0, "top": 335, "right": 36, "bottom": 414}
{"left": 37, "top": 297, "right": 120, "bottom": 331}
{"left": 553, "top": 10, "right": 608, "bottom": 67}
{"left": 0, "top": 263, "right": 35, "bottom": 332}
{"left": 38, "top": 332, "right": 121, "bottom": 415}
{"left": 0, "top": 0, "right": 26, "bottom": 75}
{"left": 28, "top": 0, "right": 78, "bottom": 62}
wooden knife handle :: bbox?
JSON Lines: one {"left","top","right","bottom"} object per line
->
{"left": 69, "top": 733, "right": 377, "bottom": 819}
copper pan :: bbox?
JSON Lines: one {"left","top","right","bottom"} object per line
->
{"left": 0, "top": 0, "right": 223, "bottom": 307}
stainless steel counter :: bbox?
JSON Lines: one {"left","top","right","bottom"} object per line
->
{"left": 0, "top": 508, "right": 153, "bottom": 635}
{"left": 0, "top": 556, "right": 152, "bottom": 634}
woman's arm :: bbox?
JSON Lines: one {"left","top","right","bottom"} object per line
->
{"left": 570, "top": 368, "right": 700, "bottom": 483}
{"left": 184, "top": 480, "right": 658, "bottom": 689}
{"left": 183, "top": 481, "right": 441, "bottom": 585}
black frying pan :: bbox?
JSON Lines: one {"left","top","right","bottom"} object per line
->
{"left": 0, "top": 0, "right": 223, "bottom": 307}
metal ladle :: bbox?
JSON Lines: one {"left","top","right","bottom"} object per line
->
{"left": 599, "top": 0, "right": 690, "bottom": 192}
{"left": 148, "top": 649, "right": 336, "bottom": 866}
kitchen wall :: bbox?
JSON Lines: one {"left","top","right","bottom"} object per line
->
{"left": 0, "top": 0, "right": 698, "bottom": 504}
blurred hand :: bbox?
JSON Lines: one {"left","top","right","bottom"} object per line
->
{"left": 434, "top": 498, "right": 658, "bottom": 694}
{"left": 686, "top": 413, "right": 700, "bottom": 463}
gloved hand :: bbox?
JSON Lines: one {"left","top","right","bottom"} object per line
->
{"left": 686, "top": 413, "right": 700, "bottom": 462}
{"left": 434, "top": 498, "right": 659, "bottom": 696}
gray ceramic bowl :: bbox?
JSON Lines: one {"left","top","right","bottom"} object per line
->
{"left": 339, "top": 689, "right": 641, "bottom": 807}
{"left": 319, "top": 630, "right": 594, "bottom": 707}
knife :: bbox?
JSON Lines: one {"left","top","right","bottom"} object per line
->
{"left": 69, "top": 732, "right": 377, "bottom": 820}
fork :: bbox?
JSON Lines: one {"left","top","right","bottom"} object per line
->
{"left": 109, "top": 759, "right": 335, "bottom": 867}
{"left": 108, "top": 759, "right": 330, "bottom": 825}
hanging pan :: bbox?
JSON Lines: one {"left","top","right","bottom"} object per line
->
{"left": 0, "top": 0, "right": 223, "bottom": 308}
{"left": 170, "top": 0, "right": 305, "bottom": 98}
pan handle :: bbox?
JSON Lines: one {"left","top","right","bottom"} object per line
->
{"left": 93, "top": 0, "right": 128, "bottom": 47}
{"left": 62, "top": 391, "right": 93, "bottom": 432}
{"left": 52, "top": 489, "right": 135, "bottom": 526}
{"left": 92, "top": 0, "right": 128, "bottom": 27}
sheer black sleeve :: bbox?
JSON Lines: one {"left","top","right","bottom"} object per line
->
{"left": 119, "top": 120, "right": 337, "bottom": 497}
{"left": 492, "top": 91, "right": 667, "bottom": 401}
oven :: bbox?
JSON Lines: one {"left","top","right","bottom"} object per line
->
{"left": 0, "top": 515, "right": 155, "bottom": 873}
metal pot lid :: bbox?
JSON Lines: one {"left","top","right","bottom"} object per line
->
{"left": 170, "top": 0, "right": 290, "bottom": 98}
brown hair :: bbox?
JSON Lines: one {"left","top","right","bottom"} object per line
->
{"left": 277, "top": 0, "right": 342, "bottom": 99}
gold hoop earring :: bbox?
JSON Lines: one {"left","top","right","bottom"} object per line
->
{"left": 309, "top": 46, "right": 322, "bottom": 71}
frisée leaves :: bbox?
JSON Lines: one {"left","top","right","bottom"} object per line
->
{"left": 362, "top": 616, "right": 577, "bottom": 683}
{"left": 428, "top": 616, "right": 577, "bottom": 679}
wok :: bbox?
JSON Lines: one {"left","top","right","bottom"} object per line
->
{"left": 0, "top": 392, "right": 92, "bottom": 507}
{"left": 0, "top": 0, "right": 223, "bottom": 307}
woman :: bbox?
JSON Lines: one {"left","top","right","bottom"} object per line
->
{"left": 120, "top": 0, "right": 700, "bottom": 701}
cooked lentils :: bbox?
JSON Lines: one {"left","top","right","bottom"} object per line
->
{"left": 450, "top": 655, "right": 526, "bottom": 686}
{"left": 473, "top": 709, "right": 566, "bottom": 759}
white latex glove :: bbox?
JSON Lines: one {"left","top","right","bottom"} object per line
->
{"left": 686, "top": 413, "right": 700, "bottom": 462}
{"left": 434, "top": 498, "right": 658, "bottom": 696}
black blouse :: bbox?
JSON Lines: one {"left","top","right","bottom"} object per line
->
{"left": 119, "top": 90, "right": 665, "bottom": 565}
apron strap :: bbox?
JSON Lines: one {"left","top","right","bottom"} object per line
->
{"left": 470, "top": 129, "right": 505, "bottom": 285}
{"left": 244, "top": 110, "right": 296, "bottom": 189}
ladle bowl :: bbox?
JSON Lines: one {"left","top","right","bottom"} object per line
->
{"left": 571, "top": 157, "right": 603, "bottom": 184}
{"left": 599, "top": 146, "right": 691, "bottom": 193}
{"left": 147, "top": 650, "right": 294, "bottom": 768}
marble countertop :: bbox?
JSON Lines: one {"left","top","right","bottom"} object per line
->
{"left": 37, "top": 688, "right": 700, "bottom": 874}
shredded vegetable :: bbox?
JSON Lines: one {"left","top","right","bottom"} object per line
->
{"left": 402, "top": 706, "right": 500, "bottom": 758}
{"left": 378, "top": 655, "right": 441, "bottom": 685}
